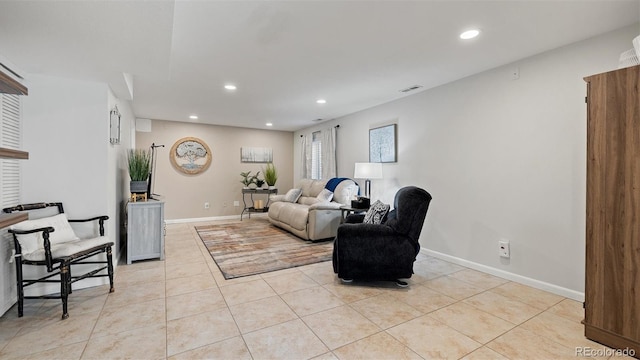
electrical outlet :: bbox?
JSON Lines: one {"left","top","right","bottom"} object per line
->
{"left": 204, "top": 202, "right": 210, "bottom": 209}
{"left": 499, "top": 240, "right": 510, "bottom": 258}
{"left": 233, "top": 201, "right": 240, "bottom": 207}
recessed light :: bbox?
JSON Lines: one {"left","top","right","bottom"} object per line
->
{"left": 224, "top": 84, "right": 237, "bottom": 90}
{"left": 189, "top": 115, "right": 198, "bottom": 120}
{"left": 460, "top": 29, "right": 480, "bottom": 40}
{"left": 316, "top": 99, "right": 327, "bottom": 104}
{"left": 266, "top": 122, "right": 273, "bottom": 127}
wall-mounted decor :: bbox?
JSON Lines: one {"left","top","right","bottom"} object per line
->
{"left": 170, "top": 137, "right": 212, "bottom": 175}
{"left": 369, "top": 124, "right": 397, "bottom": 163}
{"left": 109, "top": 105, "right": 121, "bottom": 145}
{"left": 241, "top": 147, "right": 273, "bottom": 163}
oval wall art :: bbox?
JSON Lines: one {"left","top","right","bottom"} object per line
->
{"left": 170, "top": 136, "right": 212, "bottom": 175}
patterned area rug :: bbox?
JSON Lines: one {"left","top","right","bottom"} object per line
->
{"left": 195, "top": 219, "right": 334, "bottom": 279}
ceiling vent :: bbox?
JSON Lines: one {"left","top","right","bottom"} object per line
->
{"left": 312, "top": 118, "right": 323, "bottom": 122}
{"left": 399, "top": 85, "right": 423, "bottom": 93}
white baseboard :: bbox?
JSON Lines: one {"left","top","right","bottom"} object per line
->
{"left": 422, "top": 249, "right": 585, "bottom": 302}
{"left": 165, "top": 213, "right": 268, "bottom": 224}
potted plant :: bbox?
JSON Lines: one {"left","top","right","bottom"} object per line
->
{"left": 240, "top": 171, "right": 260, "bottom": 188}
{"left": 128, "top": 149, "right": 151, "bottom": 194}
{"left": 263, "top": 163, "right": 278, "bottom": 189}
{"left": 255, "top": 177, "right": 266, "bottom": 188}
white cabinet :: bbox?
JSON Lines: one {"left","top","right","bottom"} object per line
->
{"left": 127, "top": 200, "right": 165, "bottom": 264}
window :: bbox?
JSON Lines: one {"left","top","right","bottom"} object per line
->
{"left": 1, "top": 93, "right": 21, "bottom": 207}
{"left": 0, "top": 93, "right": 21, "bottom": 314}
{"left": 311, "top": 131, "right": 322, "bottom": 180}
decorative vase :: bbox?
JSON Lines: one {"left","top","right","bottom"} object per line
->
{"left": 268, "top": 185, "right": 276, "bottom": 190}
{"left": 130, "top": 180, "right": 147, "bottom": 194}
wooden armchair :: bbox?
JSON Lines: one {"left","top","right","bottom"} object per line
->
{"left": 3, "top": 202, "right": 114, "bottom": 319}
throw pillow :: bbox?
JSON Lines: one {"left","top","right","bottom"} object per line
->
{"left": 283, "top": 188, "right": 303, "bottom": 203}
{"left": 10, "top": 213, "right": 80, "bottom": 255}
{"left": 363, "top": 200, "right": 390, "bottom": 225}
{"left": 316, "top": 189, "right": 334, "bottom": 202}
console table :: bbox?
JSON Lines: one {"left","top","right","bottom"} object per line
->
{"left": 127, "top": 200, "right": 165, "bottom": 264}
{"left": 241, "top": 188, "right": 277, "bottom": 220}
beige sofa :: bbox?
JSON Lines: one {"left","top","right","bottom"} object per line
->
{"left": 268, "top": 178, "right": 359, "bottom": 241}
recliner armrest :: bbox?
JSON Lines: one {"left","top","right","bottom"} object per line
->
{"left": 345, "top": 214, "right": 365, "bottom": 223}
{"left": 336, "top": 223, "right": 417, "bottom": 252}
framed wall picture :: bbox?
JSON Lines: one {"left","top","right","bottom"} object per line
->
{"left": 170, "top": 137, "right": 212, "bottom": 175}
{"left": 369, "top": 124, "right": 397, "bottom": 163}
{"left": 241, "top": 147, "right": 273, "bottom": 163}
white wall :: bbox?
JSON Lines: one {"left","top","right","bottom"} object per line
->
{"left": 295, "top": 24, "right": 639, "bottom": 299}
{"left": 107, "top": 88, "right": 135, "bottom": 253}
{"left": 136, "top": 120, "right": 294, "bottom": 221}
{"left": 18, "top": 74, "right": 132, "bottom": 296}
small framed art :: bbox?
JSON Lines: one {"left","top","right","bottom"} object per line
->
{"left": 369, "top": 124, "right": 397, "bottom": 163}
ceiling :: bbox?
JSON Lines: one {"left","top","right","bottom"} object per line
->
{"left": 0, "top": 1, "right": 638, "bottom": 132}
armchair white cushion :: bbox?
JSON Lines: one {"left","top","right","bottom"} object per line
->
{"left": 11, "top": 213, "right": 79, "bottom": 255}
{"left": 11, "top": 213, "right": 112, "bottom": 262}
{"left": 22, "top": 236, "right": 112, "bottom": 262}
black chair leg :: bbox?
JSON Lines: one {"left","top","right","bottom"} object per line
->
{"left": 60, "top": 263, "right": 70, "bottom": 320}
{"left": 67, "top": 267, "right": 73, "bottom": 295}
{"left": 15, "top": 261, "right": 24, "bottom": 317}
{"left": 107, "top": 246, "right": 115, "bottom": 293}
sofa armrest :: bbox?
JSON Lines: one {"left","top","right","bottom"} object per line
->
{"left": 309, "top": 202, "right": 342, "bottom": 210}
{"left": 270, "top": 194, "right": 286, "bottom": 202}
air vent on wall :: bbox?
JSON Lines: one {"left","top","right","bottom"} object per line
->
{"left": 399, "top": 85, "right": 423, "bottom": 93}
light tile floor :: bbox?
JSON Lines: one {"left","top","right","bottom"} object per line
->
{"left": 0, "top": 218, "right": 616, "bottom": 359}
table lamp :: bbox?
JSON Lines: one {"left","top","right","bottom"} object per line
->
{"left": 354, "top": 162, "right": 383, "bottom": 198}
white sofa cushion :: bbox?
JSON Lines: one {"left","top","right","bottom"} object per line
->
{"left": 22, "top": 236, "right": 112, "bottom": 262}
{"left": 11, "top": 213, "right": 80, "bottom": 255}
{"left": 298, "top": 197, "right": 320, "bottom": 206}
{"left": 299, "top": 179, "right": 326, "bottom": 197}
{"left": 276, "top": 203, "right": 309, "bottom": 231}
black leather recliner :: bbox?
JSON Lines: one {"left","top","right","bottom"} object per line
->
{"left": 332, "top": 186, "right": 432, "bottom": 284}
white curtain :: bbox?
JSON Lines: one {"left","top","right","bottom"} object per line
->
{"left": 321, "top": 126, "right": 337, "bottom": 179}
{"left": 300, "top": 126, "right": 337, "bottom": 180}
{"left": 300, "top": 134, "right": 311, "bottom": 179}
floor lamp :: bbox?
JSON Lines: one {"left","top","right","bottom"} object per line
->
{"left": 354, "top": 162, "right": 383, "bottom": 198}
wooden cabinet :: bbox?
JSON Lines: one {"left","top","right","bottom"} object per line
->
{"left": 584, "top": 65, "right": 640, "bottom": 356}
{"left": 127, "top": 200, "right": 165, "bottom": 264}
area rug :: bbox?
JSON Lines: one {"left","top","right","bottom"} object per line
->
{"left": 195, "top": 219, "right": 334, "bottom": 279}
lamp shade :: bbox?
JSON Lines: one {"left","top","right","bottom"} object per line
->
{"left": 354, "top": 162, "right": 383, "bottom": 179}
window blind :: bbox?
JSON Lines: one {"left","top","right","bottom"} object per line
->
{"left": 1, "top": 94, "right": 21, "bottom": 206}
{"left": 0, "top": 93, "right": 21, "bottom": 315}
